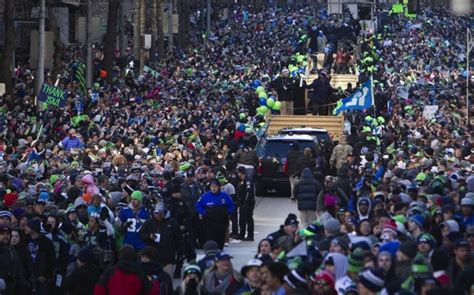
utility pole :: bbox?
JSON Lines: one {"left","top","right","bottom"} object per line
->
{"left": 36, "top": 0, "right": 46, "bottom": 110}
{"left": 86, "top": 0, "right": 93, "bottom": 88}
{"left": 467, "top": 28, "right": 473, "bottom": 126}
{"left": 206, "top": 0, "right": 211, "bottom": 38}
{"left": 167, "top": 0, "right": 173, "bottom": 54}
{"left": 139, "top": 0, "right": 145, "bottom": 73}
{"left": 134, "top": 0, "right": 141, "bottom": 70}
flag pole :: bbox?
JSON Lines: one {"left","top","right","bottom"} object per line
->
{"left": 371, "top": 74, "right": 376, "bottom": 118}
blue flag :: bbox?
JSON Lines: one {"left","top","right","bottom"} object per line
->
{"left": 333, "top": 79, "right": 374, "bottom": 114}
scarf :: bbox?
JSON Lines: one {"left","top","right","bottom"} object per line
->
{"left": 202, "top": 269, "right": 234, "bottom": 294}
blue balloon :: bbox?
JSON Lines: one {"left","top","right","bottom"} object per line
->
{"left": 238, "top": 124, "right": 246, "bottom": 132}
{"left": 251, "top": 80, "right": 262, "bottom": 89}
{"left": 259, "top": 98, "right": 267, "bottom": 106}
{"left": 291, "top": 70, "right": 298, "bottom": 77}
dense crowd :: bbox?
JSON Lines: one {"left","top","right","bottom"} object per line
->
{"left": 0, "top": 1, "right": 473, "bottom": 295}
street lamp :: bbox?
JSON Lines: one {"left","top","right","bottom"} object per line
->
{"left": 467, "top": 28, "right": 473, "bottom": 126}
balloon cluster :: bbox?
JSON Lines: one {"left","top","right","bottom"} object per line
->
{"left": 251, "top": 80, "right": 281, "bottom": 115}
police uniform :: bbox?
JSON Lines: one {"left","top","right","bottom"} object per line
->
{"left": 236, "top": 176, "right": 255, "bottom": 240}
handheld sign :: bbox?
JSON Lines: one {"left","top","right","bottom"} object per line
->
{"left": 38, "top": 84, "right": 67, "bottom": 108}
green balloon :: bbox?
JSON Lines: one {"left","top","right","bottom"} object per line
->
{"left": 260, "top": 106, "right": 268, "bottom": 113}
{"left": 259, "top": 92, "right": 268, "bottom": 99}
{"left": 93, "top": 82, "right": 100, "bottom": 91}
{"left": 266, "top": 98, "right": 275, "bottom": 108}
{"left": 272, "top": 101, "right": 282, "bottom": 111}
{"left": 256, "top": 86, "right": 265, "bottom": 94}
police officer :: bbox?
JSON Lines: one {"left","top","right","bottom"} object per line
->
{"left": 195, "top": 180, "right": 236, "bottom": 249}
{"left": 236, "top": 166, "right": 255, "bottom": 241}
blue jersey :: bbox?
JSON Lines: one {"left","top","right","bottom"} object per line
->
{"left": 119, "top": 206, "right": 150, "bottom": 249}
{"left": 195, "top": 190, "right": 236, "bottom": 216}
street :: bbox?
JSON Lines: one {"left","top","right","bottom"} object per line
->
{"left": 195, "top": 196, "right": 297, "bottom": 271}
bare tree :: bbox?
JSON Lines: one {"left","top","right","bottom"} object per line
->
{"left": 0, "top": 0, "right": 14, "bottom": 93}
{"left": 48, "top": 2, "right": 65, "bottom": 77}
{"left": 103, "top": 0, "right": 120, "bottom": 83}
{"left": 177, "top": 0, "right": 190, "bottom": 48}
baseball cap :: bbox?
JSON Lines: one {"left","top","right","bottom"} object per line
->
{"left": 455, "top": 239, "right": 469, "bottom": 248}
{"left": 241, "top": 259, "right": 263, "bottom": 277}
{"left": 461, "top": 197, "right": 474, "bottom": 206}
{"left": 215, "top": 252, "right": 233, "bottom": 261}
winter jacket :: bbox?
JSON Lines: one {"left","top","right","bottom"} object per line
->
{"left": 94, "top": 261, "right": 151, "bottom": 295}
{"left": 0, "top": 245, "right": 25, "bottom": 295}
{"left": 330, "top": 143, "right": 353, "bottom": 171}
{"left": 167, "top": 197, "right": 193, "bottom": 233}
{"left": 82, "top": 174, "right": 100, "bottom": 196}
{"left": 26, "top": 234, "right": 56, "bottom": 282}
{"left": 236, "top": 176, "right": 255, "bottom": 205}
{"left": 180, "top": 181, "right": 204, "bottom": 208}
{"left": 235, "top": 148, "right": 259, "bottom": 167}
{"left": 296, "top": 155, "right": 316, "bottom": 175}
{"left": 140, "top": 217, "right": 183, "bottom": 265}
{"left": 63, "top": 263, "right": 101, "bottom": 295}
{"left": 316, "top": 187, "right": 349, "bottom": 213}
{"left": 195, "top": 191, "right": 236, "bottom": 217}
{"left": 61, "top": 136, "right": 83, "bottom": 150}
{"left": 287, "top": 150, "right": 304, "bottom": 176}
{"left": 294, "top": 168, "right": 322, "bottom": 211}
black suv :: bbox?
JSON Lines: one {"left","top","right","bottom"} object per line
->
{"left": 255, "top": 134, "right": 321, "bottom": 196}
{"left": 278, "top": 127, "right": 334, "bottom": 170}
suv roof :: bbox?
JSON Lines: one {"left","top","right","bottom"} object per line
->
{"left": 265, "top": 134, "right": 317, "bottom": 141}
{"left": 278, "top": 127, "right": 329, "bottom": 133}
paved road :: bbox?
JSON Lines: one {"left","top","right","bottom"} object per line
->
{"left": 173, "top": 196, "right": 296, "bottom": 285}
{"left": 196, "top": 196, "right": 297, "bottom": 270}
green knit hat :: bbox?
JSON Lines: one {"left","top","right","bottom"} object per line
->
{"left": 412, "top": 255, "right": 432, "bottom": 279}
{"left": 131, "top": 191, "right": 143, "bottom": 202}
{"left": 348, "top": 248, "right": 364, "bottom": 273}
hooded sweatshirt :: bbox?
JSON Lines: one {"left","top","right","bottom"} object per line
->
{"left": 356, "top": 196, "right": 372, "bottom": 221}
{"left": 82, "top": 174, "right": 100, "bottom": 196}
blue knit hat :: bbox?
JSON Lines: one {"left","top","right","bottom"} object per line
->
{"left": 409, "top": 214, "right": 425, "bottom": 229}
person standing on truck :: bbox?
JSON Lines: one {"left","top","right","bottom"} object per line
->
{"left": 271, "top": 68, "right": 296, "bottom": 115}
{"left": 286, "top": 143, "right": 304, "bottom": 200}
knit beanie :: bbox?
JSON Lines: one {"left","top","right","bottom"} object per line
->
{"left": 26, "top": 218, "right": 41, "bottom": 233}
{"left": 382, "top": 219, "right": 398, "bottom": 236}
{"left": 379, "top": 241, "right": 400, "bottom": 258}
{"left": 77, "top": 247, "right": 94, "bottom": 264}
{"left": 417, "top": 233, "right": 436, "bottom": 250}
{"left": 130, "top": 191, "right": 143, "bottom": 202}
{"left": 409, "top": 214, "right": 425, "bottom": 229}
{"left": 358, "top": 268, "right": 385, "bottom": 292}
{"left": 323, "top": 218, "right": 341, "bottom": 236}
{"left": 284, "top": 269, "right": 308, "bottom": 290}
{"left": 398, "top": 241, "right": 417, "bottom": 259}
{"left": 412, "top": 255, "right": 433, "bottom": 279}
{"left": 348, "top": 248, "right": 365, "bottom": 273}
{"left": 311, "top": 270, "right": 335, "bottom": 287}
{"left": 183, "top": 264, "right": 202, "bottom": 279}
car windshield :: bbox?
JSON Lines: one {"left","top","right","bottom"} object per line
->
{"left": 263, "top": 140, "right": 314, "bottom": 158}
